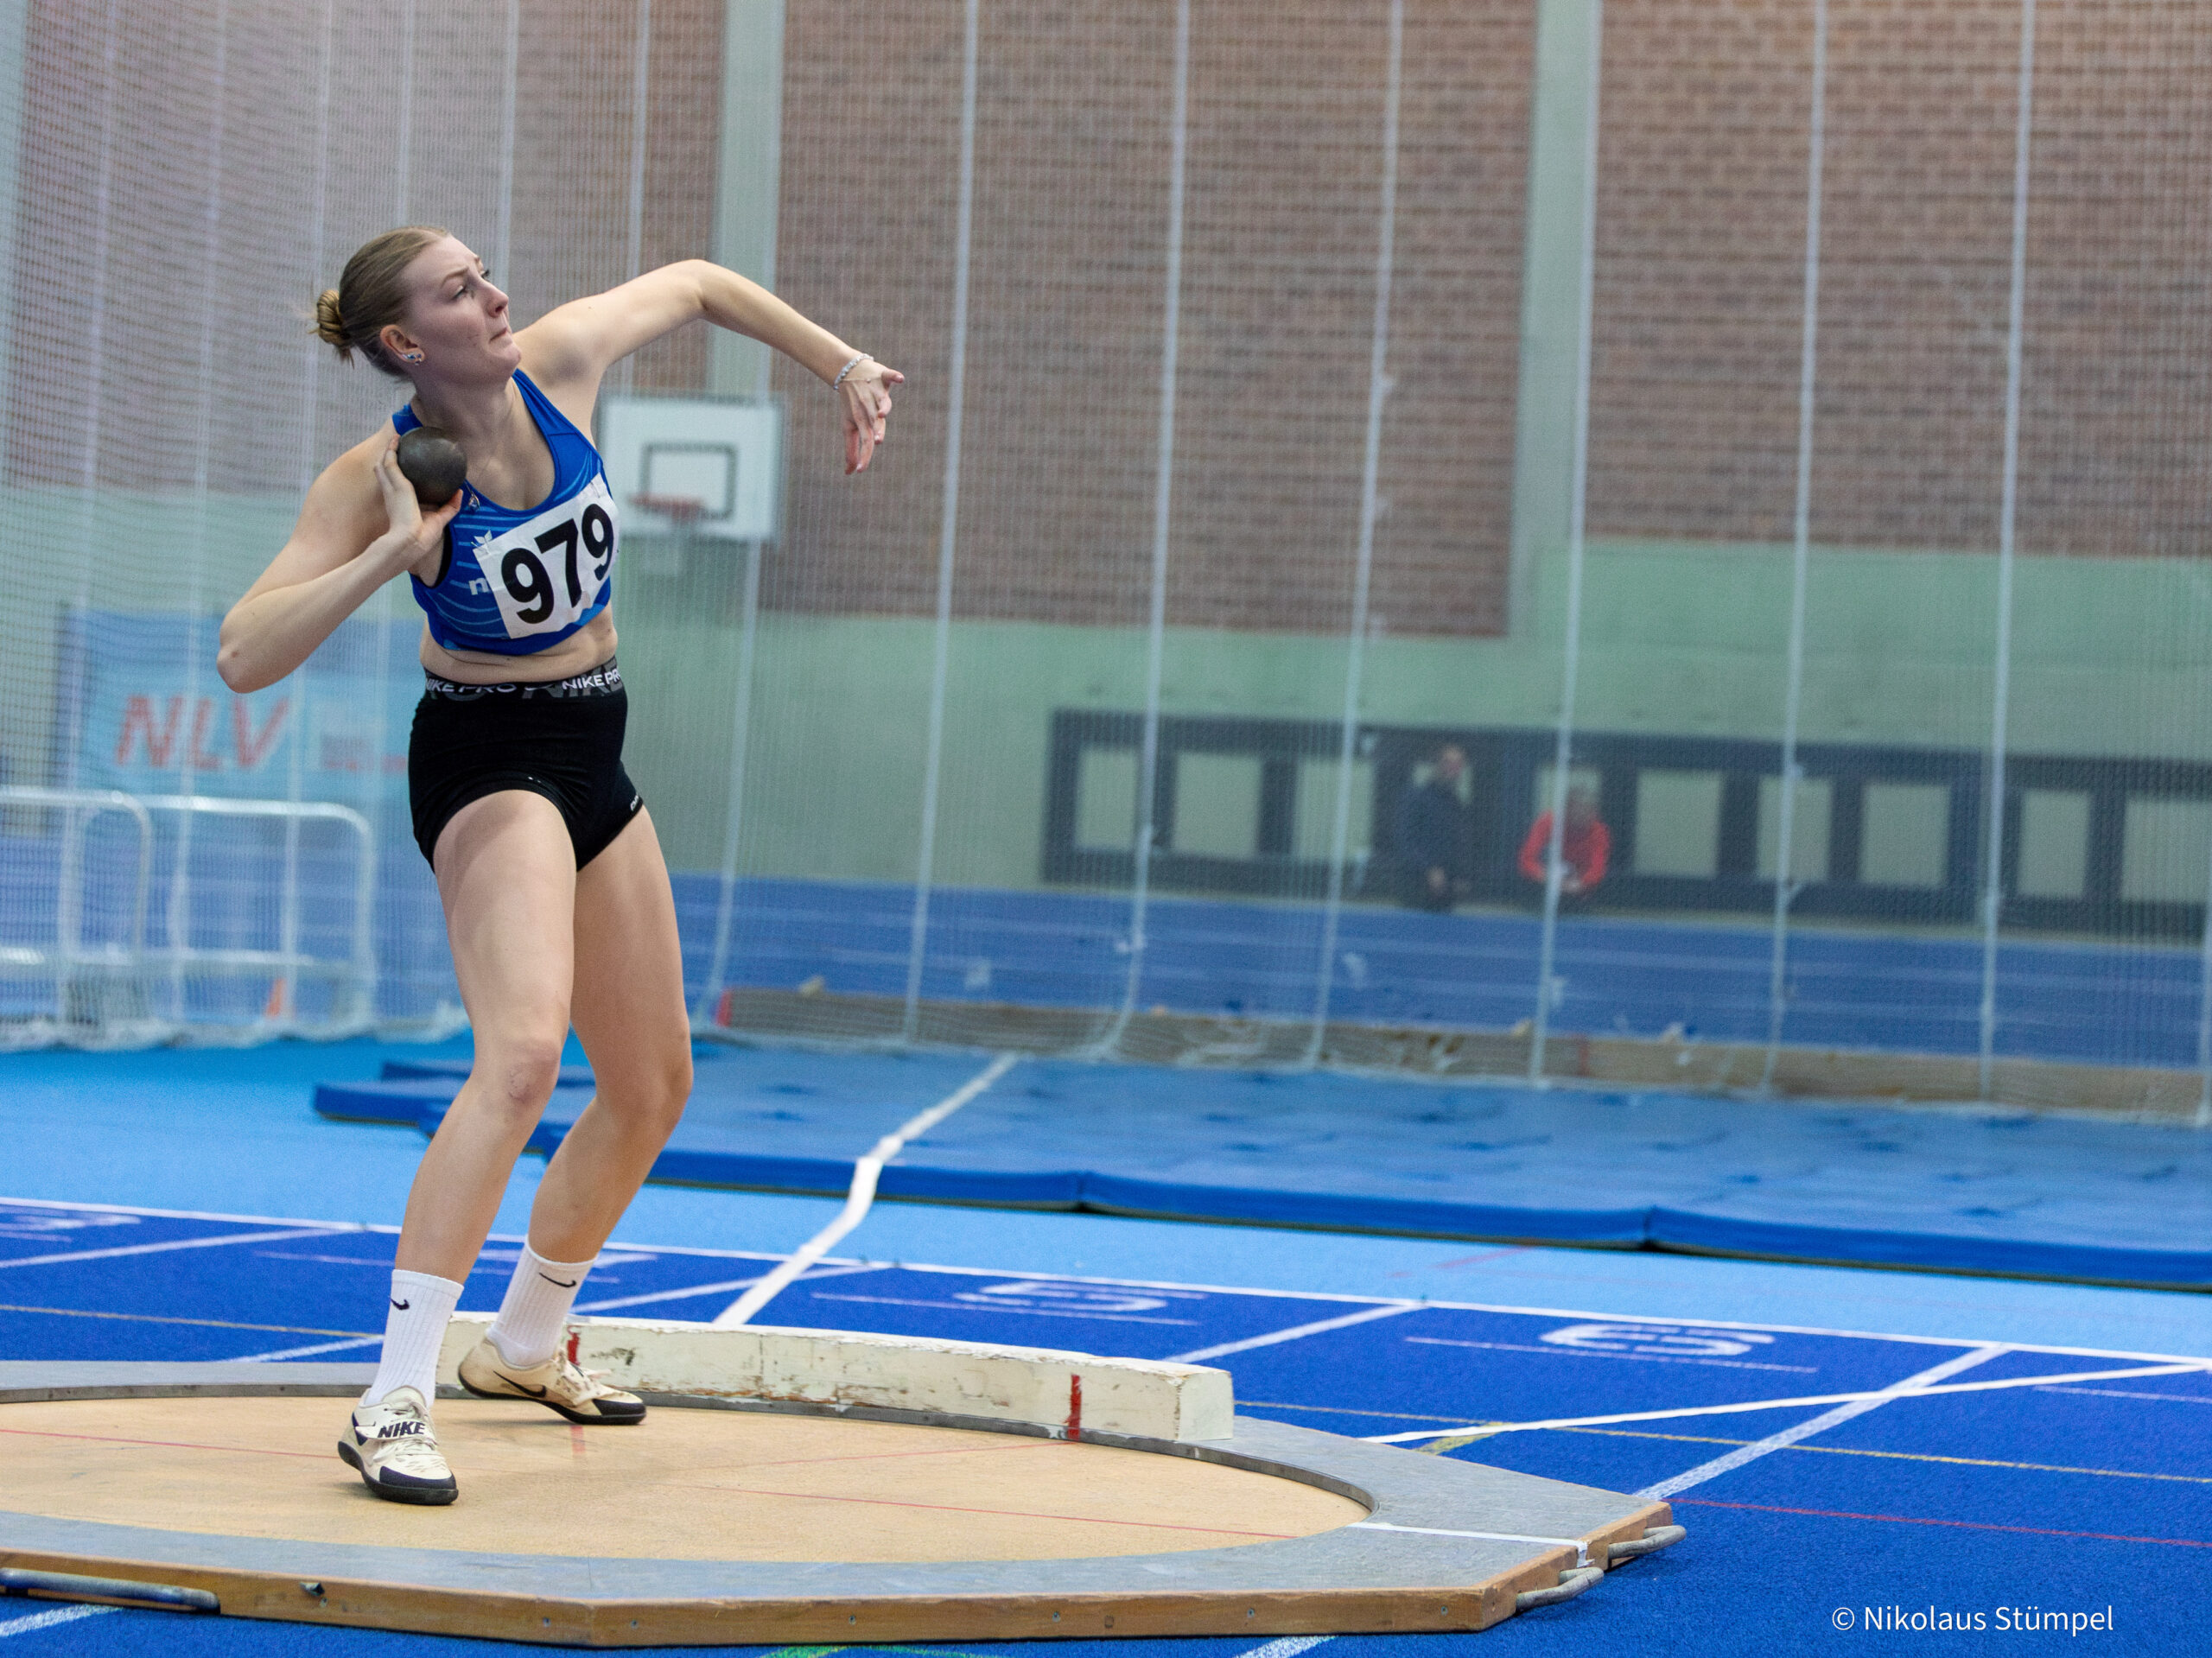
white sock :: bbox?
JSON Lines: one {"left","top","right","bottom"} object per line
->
{"left": 362, "top": 1269, "right": 463, "bottom": 1407}
{"left": 487, "top": 1242, "right": 594, "bottom": 1367}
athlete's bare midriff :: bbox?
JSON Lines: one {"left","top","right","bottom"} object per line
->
{"left": 417, "top": 609, "right": 617, "bottom": 684}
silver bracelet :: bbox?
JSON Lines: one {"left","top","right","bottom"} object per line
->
{"left": 832, "top": 353, "right": 868, "bottom": 389}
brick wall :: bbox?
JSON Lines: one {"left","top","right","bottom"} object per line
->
{"left": 1586, "top": 0, "right": 2212, "bottom": 559}
{"left": 770, "top": 0, "right": 2211, "bottom": 633}
{"left": 769, "top": 0, "right": 1534, "bottom": 637}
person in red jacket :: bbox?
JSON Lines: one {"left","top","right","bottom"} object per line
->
{"left": 1519, "top": 785, "right": 1611, "bottom": 898}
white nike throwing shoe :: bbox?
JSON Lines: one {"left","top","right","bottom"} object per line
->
{"left": 338, "top": 1387, "right": 458, "bottom": 1504}
{"left": 457, "top": 1337, "right": 647, "bottom": 1426}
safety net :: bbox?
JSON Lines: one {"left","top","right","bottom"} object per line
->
{"left": 3, "top": 0, "right": 2209, "bottom": 1120}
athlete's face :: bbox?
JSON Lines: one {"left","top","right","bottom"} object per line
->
{"left": 386, "top": 236, "right": 519, "bottom": 381}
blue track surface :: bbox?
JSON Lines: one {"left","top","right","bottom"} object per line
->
{"left": 316, "top": 1048, "right": 2212, "bottom": 1287}
{"left": 5, "top": 1042, "right": 2210, "bottom": 1655}
{"left": 1, "top": 1194, "right": 2206, "bottom": 1656}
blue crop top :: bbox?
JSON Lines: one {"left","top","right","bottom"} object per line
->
{"left": 397, "top": 371, "right": 620, "bottom": 657}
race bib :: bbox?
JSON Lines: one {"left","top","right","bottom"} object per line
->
{"left": 471, "top": 475, "right": 620, "bottom": 640}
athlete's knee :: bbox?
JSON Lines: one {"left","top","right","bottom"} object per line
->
{"left": 608, "top": 1043, "right": 690, "bottom": 1139}
{"left": 642, "top": 1044, "right": 692, "bottom": 1133}
{"left": 663, "top": 1047, "right": 694, "bottom": 1122}
{"left": 474, "top": 1028, "right": 569, "bottom": 1117}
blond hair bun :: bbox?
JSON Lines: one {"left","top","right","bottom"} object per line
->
{"left": 312, "top": 288, "right": 351, "bottom": 359}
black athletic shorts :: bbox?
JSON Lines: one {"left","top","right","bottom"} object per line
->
{"left": 407, "top": 658, "right": 644, "bottom": 868}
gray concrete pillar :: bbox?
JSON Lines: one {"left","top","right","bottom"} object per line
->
{"left": 1507, "top": 0, "right": 1600, "bottom": 634}
{"left": 711, "top": 0, "right": 785, "bottom": 397}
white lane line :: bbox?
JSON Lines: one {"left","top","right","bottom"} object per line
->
{"left": 0, "top": 1604, "right": 118, "bottom": 1637}
{"left": 578, "top": 1261, "right": 889, "bottom": 1316}
{"left": 2037, "top": 1385, "right": 2212, "bottom": 1406}
{"left": 809, "top": 1293, "right": 1196, "bottom": 1326}
{"left": 1405, "top": 1333, "right": 1818, "bottom": 1374}
{"left": 1363, "top": 1361, "right": 2212, "bottom": 1443}
{"left": 711, "top": 1053, "right": 1020, "bottom": 1329}
{"left": 1239, "top": 1638, "right": 1333, "bottom": 1658}
{"left": 226, "top": 1266, "right": 900, "bottom": 1359}
{"left": 1167, "top": 1301, "right": 1422, "bottom": 1363}
{"left": 1353, "top": 1519, "right": 1588, "bottom": 1567}
{"left": 0, "top": 1228, "right": 344, "bottom": 1272}
{"left": 0, "top": 1194, "right": 371, "bottom": 1228}
{"left": 1637, "top": 1344, "right": 2007, "bottom": 1501}
{"left": 229, "top": 1336, "right": 382, "bottom": 1363}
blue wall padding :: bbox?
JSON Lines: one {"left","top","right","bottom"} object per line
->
{"left": 1643, "top": 1209, "right": 2212, "bottom": 1287}
{"left": 1078, "top": 1172, "right": 1653, "bottom": 1243}
{"left": 311, "top": 1048, "right": 2212, "bottom": 1286}
{"left": 663, "top": 874, "right": 2212, "bottom": 1070}
{"left": 314, "top": 1076, "right": 461, "bottom": 1121}
{"left": 382, "top": 1057, "right": 596, "bottom": 1089}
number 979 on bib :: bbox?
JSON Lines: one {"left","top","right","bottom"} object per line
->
{"left": 475, "top": 474, "right": 620, "bottom": 641}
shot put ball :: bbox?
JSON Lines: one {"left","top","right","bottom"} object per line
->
{"left": 396, "top": 428, "right": 468, "bottom": 507}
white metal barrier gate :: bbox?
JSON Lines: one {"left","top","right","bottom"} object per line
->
{"left": 0, "top": 787, "right": 377, "bottom": 1045}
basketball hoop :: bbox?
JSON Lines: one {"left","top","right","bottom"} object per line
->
{"left": 631, "top": 492, "right": 706, "bottom": 529}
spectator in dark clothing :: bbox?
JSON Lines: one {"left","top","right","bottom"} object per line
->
{"left": 1519, "top": 785, "right": 1611, "bottom": 899}
{"left": 1395, "top": 743, "right": 1471, "bottom": 911}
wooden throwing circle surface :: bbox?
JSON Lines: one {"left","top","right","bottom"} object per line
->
{"left": 0, "top": 1396, "right": 1366, "bottom": 1564}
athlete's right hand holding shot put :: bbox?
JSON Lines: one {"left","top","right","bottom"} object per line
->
{"left": 219, "top": 229, "right": 899, "bottom": 1505}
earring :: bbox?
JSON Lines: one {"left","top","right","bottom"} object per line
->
{"left": 404, "top": 352, "right": 423, "bottom": 363}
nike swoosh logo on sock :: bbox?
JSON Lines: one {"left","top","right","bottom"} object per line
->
{"left": 539, "top": 1274, "right": 578, "bottom": 1287}
{"left": 391, "top": 1299, "right": 410, "bottom": 1310}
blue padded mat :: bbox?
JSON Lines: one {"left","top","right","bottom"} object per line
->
{"left": 312, "top": 1049, "right": 2212, "bottom": 1287}
{"left": 382, "top": 1056, "right": 596, "bottom": 1089}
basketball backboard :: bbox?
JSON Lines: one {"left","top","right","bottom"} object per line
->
{"left": 598, "top": 395, "right": 784, "bottom": 542}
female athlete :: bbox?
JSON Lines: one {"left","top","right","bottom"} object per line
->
{"left": 219, "top": 228, "right": 899, "bottom": 1504}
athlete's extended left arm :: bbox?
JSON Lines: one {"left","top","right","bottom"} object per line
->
{"left": 526, "top": 261, "right": 903, "bottom": 475}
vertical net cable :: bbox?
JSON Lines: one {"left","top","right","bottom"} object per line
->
{"left": 54, "top": 1, "right": 119, "bottom": 803}
{"left": 165, "top": 0, "right": 226, "bottom": 1026}
{"left": 276, "top": 0, "right": 339, "bottom": 1033}
{"left": 1976, "top": 0, "right": 2038, "bottom": 1101}
{"left": 365, "top": 3, "right": 417, "bottom": 1035}
{"left": 619, "top": 0, "right": 652, "bottom": 398}
{"left": 1759, "top": 0, "right": 1830, "bottom": 1089}
{"left": 51, "top": 1, "right": 118, "bottom": 1038}
{"left": 695, "top": 532, "right": 763, "bottom": 1025}
{"left": 495, "top": 0, "right": 518, "bottom": 281}
{"left": 2199, "top": 823, "right": 2212, "bottom": 1122}
{"left": 1529, "top": 0, "right": 1604, "bottom": 1085}
{"left": 1100, "top": 0, "right": 1190, "bottom": 1055}
{"left": 2197, "top": 822, "right": 2212, "bottom": 1121}
{"left": 1305, "top": 0, "right": 1401, "bottom": 1064}
{"left": 899, "top": 0, "right": 979, "bottom": 1044}
{"left": 393, "top": 0, "right": 412, "bottom": 224}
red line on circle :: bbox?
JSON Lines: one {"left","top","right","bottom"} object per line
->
{"left": 715, "top": 1438, "right": 1062, "bottom": 1474}
{"left": 674, "top": 1481, "right": 1301, "bottom": 1540}
{"left": 0, "top": 1426, "right": 325, "bottom": 1460}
